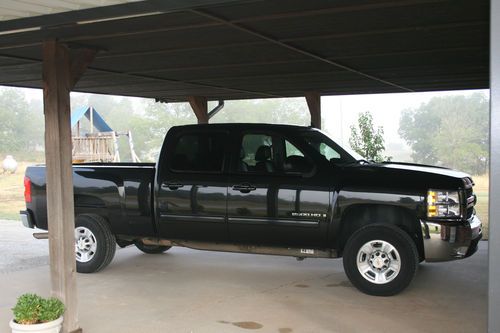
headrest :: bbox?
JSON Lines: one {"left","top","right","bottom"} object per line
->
{"left": 255, "top": 145, "right": 272, "bottom": 162}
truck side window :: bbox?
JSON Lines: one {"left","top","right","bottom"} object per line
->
{"left": 285, "top": 140, "right": 304, "bottom": 158}
{"left": 171, "top": 133, "right": 225, "bottom": 173}
{"left": 239, "top": 134, "right": 275, "bottom": 173}
{"left": 284, "top": 140, "right": 313, "bottom": 174}
{"left": 302, "top": 134, "right": 341, "bottom": 162}
{"left": 319, "top": 143, "right": 341, "bottom": 160}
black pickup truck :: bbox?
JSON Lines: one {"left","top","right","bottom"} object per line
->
{"left": 20, "top": 124, "right": 482, "bottom": 296}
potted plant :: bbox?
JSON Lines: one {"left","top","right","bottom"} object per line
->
{"left": 10, "top": 293, "right": 65, "bottom": 333}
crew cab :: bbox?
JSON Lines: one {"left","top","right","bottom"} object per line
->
{"left": 20, "top": 124, "right": 482, "bottom": 296}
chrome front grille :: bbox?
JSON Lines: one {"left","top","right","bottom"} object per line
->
{"left": 463, "top": 177, "right": 475, "bottom": 219}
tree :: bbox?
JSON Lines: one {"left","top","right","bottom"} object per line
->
{"left": 139, "top": 101, "right": 196, "bottom": 160}
{"left": 211, "top": 97, "right": 309, "bottom": 125}
{"left": 0, "top": 88, "right": 44, "bottom": 159}
{"left": 0, "top": 88, "right": 312, "bottom": 162}
{"left": 399, "top": 93, "right": 489, "bottom": 175}
{"left": 349, "top": 111, "right": 389, "bottom": 162}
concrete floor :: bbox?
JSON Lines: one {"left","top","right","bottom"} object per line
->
{"left": 0, "top": 220, "right": 487, "bottom": 333}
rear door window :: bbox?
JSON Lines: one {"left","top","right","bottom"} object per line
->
{"left": 170, "top": 132, "right": 226, "bottom": 173}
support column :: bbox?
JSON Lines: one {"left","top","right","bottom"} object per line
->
{"left": 305, "top": 92, "right": 321, "bottom": 129}
{"left": 188, "top": 96, "right": 208, "bottom": 124}
{"left": 489, "top": 0, "right": 500, "bottom": 331}
{"left": 42, "top": 40, "right": 95, "bottom": 333}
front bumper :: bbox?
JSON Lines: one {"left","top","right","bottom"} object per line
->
{"left": 421, "top": 214, "right": 482, "bottom": 262}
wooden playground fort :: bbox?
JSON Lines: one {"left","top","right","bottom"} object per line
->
{"left": 71, "top": 106, "right": 140, "bottom": 163}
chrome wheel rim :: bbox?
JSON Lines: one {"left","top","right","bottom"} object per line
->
{"left": 75, "top": 226, "right": 97, "bottom": 263}
{"left": 356, "top": 240, "right": 401, "bottom": 284}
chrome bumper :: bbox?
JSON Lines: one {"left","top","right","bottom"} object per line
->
{"left": 421, "top": 215, "right": 482, "bottom": 262}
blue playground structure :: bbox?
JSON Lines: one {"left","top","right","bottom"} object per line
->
{"left": 71, "top": 106, "right": 140, "bottom": 163}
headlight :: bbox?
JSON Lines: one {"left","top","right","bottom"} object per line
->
{"left": 427, "top": 190, "right": 461, "bottom": 218}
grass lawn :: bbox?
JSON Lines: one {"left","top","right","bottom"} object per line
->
{"left": 0, "top": 162, "right": 30, "bottom": 220}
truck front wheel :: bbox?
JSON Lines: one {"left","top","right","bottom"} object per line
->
{"left": 343, "top": 224, "right": 418, "bottom": 296}
{"left": 135, "top": 242, "right": 171, "bottom": 254}
{"left": 75, "top": 214, "right": 116, "bottom": 273}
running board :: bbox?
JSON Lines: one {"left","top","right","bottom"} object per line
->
{"left": 141, "top": 238, "right": 338, "bottom": 259}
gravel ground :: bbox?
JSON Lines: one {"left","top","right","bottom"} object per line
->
{"left": 0, "top": 219, "right": 49, "bottom": 273}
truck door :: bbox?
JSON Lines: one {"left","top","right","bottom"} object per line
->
{"left": 156, "top": 129, "right": 229, "bottom": 242}
{"left": 227, "top": 131, "right": 330, "bottom": 248}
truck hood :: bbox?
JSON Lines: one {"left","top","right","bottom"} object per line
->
{"left": 339, "top": 162, "right": 471, "bottom": 193}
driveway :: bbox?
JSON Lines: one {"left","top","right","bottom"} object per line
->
{"left": 0, "top": 219, "right": 49, "bottom": 273}
{"left": 0, "top": 219, "right": 488, "bottom": 332}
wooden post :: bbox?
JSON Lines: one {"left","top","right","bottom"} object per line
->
{"left": 305, "top": 92, "right": 321, "bottom": 129}
{"left": 187, "top": 96, "right": 208, "bottom": 124}
{"left": 42, "top": 40, "right": 95, "bottom": 333}
{"left": 43, "top": 39, "right": 80, "bottom": 333}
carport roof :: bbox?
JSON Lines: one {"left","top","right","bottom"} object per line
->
{"left": 0, "top": 0, "right": 490, "bottom": 102}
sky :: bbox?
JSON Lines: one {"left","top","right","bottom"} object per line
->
{"left": 15, "top": 86, "right": 489, "bottom": 162}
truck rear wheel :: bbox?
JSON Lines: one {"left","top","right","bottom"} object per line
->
{"left": 75, "top": 214, "right": 116, "bottom": 273}
{"left": 135, "top": 242, "right": 171, "bottom": 254}
{"left": 343, "top": 224, "right": 418, "bottom": 296}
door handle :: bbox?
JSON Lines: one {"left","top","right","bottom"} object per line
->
{"left": 232, "top": 183, "right": 256, "bottom": 193}
{"left": 162, "top": 182, "right": 184, "bottom": 190}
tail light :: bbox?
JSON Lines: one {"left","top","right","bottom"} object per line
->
{"left": 24, "top": 176, "right": 32, "bottom": 203}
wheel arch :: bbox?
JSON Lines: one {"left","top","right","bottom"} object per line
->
{"left": 76, "top": 212, "right": 113, "bottom": 230}
{"left": 337, "top": 204, "right": 424, "bottom": 260}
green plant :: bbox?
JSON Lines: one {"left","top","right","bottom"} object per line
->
{"left": 349, "top": 111, "right": 391, "bottom": 162}
{"left": 12, "top": 293, "right": 65, "bottom": 325}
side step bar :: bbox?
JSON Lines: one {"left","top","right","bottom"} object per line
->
{"left": 141, "top": 238, "right": 338, "bottom": 259}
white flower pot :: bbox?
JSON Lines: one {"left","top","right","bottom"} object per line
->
{"left": 9, "top": 316, "right": 63, "bottom": 333}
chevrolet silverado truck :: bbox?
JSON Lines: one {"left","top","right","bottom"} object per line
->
{"left": 20, "top": 124, "right": 482, "bottom": 296}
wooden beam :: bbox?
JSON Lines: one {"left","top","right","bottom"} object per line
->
{"left": 69, "top": 48, "right": 97, "bottom": 89}
{"left": 43, "top": 40, "right": 93, "bottom": 333}
{"left": 187, "top": 96, "right": 208, "bottom": 124}
{"left": 305, "top": 92, "right": 321, "bottom": 129}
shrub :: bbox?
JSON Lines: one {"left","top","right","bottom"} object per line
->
{"left": 12, "top": 293, "right": 65, "bottom": 325}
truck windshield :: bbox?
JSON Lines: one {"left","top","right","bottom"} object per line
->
{"left": 299, "top": 130, "right": 361, "bottom": 164}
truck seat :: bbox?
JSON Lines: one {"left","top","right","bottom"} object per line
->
{"left": 255, "top": 145, "right": 274, "bottom": 172}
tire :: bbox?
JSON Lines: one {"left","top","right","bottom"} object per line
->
{"left": 342, "top": 224, "right": 418, "bottom": 296}
{"left": 135, "top": 242, "right": 171, "bottom": 254}
{"left": 75, "top": 214, "right": 116, "bottom": 273}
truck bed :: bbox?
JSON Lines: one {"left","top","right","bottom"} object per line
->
{"left": 25, "top": 163, "right": 157, "bottom": 237}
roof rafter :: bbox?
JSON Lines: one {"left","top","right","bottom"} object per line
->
{"left": 90, "top": 21, "right": 486, "bottom": 61}
{"left": 0, "top": 0, "right": 459, "bottom": 51}
{"left": 0, "top": 0, "right": 252, "bottom": 33}
{"left": 230, "top": 0, "right": 449, "bottom": 24}
{"left": 190, "top": 9, "right": 413, "bottom": 92}
{"left": 0, "top": 51, "right": 283, "bottom": 98}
